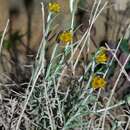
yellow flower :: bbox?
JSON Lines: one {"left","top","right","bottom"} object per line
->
{"left": 92, "top": 76, "right": 107, "bottom": 90}
{"left": 48, "top": 2, "right": 61, "bottom": 13}
{"left": 95, "top": 49, "right": 109, "bottom": 64}
{"left": 59, "top": 31, "right": 73, "bottom": 44}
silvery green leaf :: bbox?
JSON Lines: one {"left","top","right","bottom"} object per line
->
{"left": 126, "top": 94, "right": 130, "bottom": 105}
{"left": 69, "top": 0, "right": 74, "bottom": 13}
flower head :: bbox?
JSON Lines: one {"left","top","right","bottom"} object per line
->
{"left": 48, "top": 2, "right": 61, "bottom": 13}
{"left": 59, "top": 31, "right": 73, "bottom": 44}
{"left": 95, "top": 48, "right": 109, "bottom": 64}
{"left": 92, "top": 75, "right": 107, "bottom": 90}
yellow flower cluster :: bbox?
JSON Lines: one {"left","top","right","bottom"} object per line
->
{"left": 48, "top": 2, "right": 61, "bottom": 13}
{"left": 95, "top": 48, "right": 109, "bottom": 64}
{"left": 92, "top": 76, "right": 107, "bottom": 90}
{"left": 59, "top": 31, "right": 73, "bottom": 44}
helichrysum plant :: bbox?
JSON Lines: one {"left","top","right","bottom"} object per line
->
{"left": 92, "top": 75, "right": 107, "bottom": 90}
{"left": 95, "top": 47, "right": 109, "bottom": 64}
{"left": 1, "top": 1, "right": 130, "bottom": 130}
{"left": 48, "top": 2, "right": 61, "bottom": 13}
{"left": 58, "top": 31, "right": 73, "bottom": 44}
